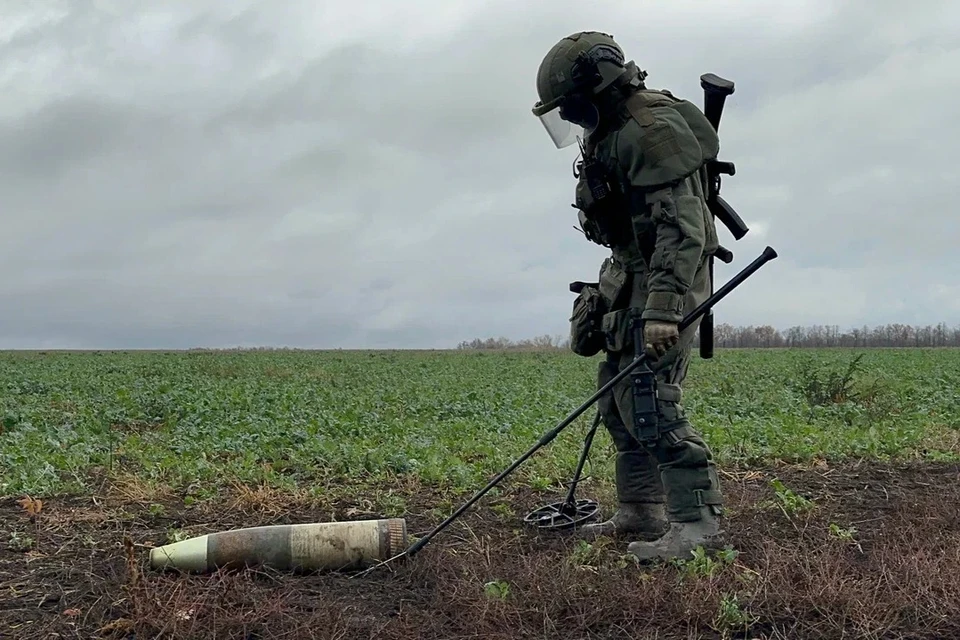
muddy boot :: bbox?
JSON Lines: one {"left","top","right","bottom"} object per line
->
{"left": 578, "top": 447, "right": 666, "bottom": 540}
{"left": 625, "top": 505, "right": 726, "bottom": 561}
{"left": 577, "top": 502, "right": 667, "bottom": 541}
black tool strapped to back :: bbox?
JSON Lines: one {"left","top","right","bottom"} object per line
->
{"left": 569, "top": 281, "right": 599, "bottom": 294}
{"left": 698, "top": 73, "right": 750, "bottom": 359}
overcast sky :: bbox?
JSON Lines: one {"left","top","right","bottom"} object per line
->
{"left": 1, "top": 0, "right": 958, "bottom": 349}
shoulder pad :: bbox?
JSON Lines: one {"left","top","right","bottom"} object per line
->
{"left": 614, "top": 93, "right": 719, "bottom": 189}
{"left": 626, "top": 89, "right": 679, "bottom": 108}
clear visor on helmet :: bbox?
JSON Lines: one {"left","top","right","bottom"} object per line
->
{"left": 537, "top": 108, "right": 584, "bottom": 149}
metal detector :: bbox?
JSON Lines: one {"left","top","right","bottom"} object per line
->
{"left": 351, "top": 245, "right": 778, "bottom": 577}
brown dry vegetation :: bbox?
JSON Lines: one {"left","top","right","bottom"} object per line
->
{"left": 2, "top": 461, "right": 960, "bottom": 640}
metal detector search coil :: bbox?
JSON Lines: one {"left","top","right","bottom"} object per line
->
{"left": 524, "top": 499, "right": 600, "bottom": 530}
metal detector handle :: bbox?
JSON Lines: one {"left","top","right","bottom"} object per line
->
{"left": 403, "top": 245, "right": 778, "bottom": 558}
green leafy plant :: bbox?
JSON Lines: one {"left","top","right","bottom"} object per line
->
{"left": 713, "top": 593, "right": 758, "bottom": 637}
{"left": 794, "top": 353, "right": 865, "bottom": 407}
{"left": 7, "top": 531, "right": 35, "bottom": 552}
{"left": 670, "top": 545, "right": 738, "bottom": 579}
{"left": 483, "top": 579, "right": 511, "bottom": 600}
{"left": 829, "top": 522, "right": 863, "bottom": 552}
{"left": 768, "top": 478, "right": 815, "bottom": 518}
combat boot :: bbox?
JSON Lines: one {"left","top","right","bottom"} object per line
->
{"left": 625, "top": 505, "right": 726, "bottom": 561}
{"left": 577, "top": 502, "right": 667, "bottom": 541}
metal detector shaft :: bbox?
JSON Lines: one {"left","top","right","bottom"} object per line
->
{"left": 562, "top": 411, "right": 603, "bottom": 506}
{"left": 404, "top": 245, "right": 778, "bottom": 558}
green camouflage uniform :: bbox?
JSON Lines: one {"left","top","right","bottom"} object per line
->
{"left": 534, "top": 31, "right": 725, "bottom": 559}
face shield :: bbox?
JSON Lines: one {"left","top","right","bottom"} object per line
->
{"left": 534, "top": 94, "right": 600, "bottom": 149}
{"left": 537, "top": 108, "right": 584, "bottom": 149}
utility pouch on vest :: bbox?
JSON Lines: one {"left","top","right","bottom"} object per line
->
{"left": 597, "top": 257, "right": 629, "bottom": 309}
{"left": 600, "top": 309, "right": 631, "bottom": 353}
{"left": 568, "top": 283, "right": 607, "bottom": 357}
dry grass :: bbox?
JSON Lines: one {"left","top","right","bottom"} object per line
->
{"left": 2, "top": 461, "right": 959, "bottom": 639}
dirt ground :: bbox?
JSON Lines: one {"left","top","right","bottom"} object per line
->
{"left": 2, "top": 460, "right": 960, "bottom": 640}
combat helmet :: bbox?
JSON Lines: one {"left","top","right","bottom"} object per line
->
{"left": 532, "top": 31, "right": 646, "bottom": 148}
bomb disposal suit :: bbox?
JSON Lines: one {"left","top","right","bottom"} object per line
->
{"left": 532, "top": 31, "right": 725, "bottom": 560}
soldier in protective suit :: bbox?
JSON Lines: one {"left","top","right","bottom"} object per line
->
{"left": 533, "top": 31, "right": 726, "bottom": 561}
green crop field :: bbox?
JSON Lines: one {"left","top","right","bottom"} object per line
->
{"left": 2, "top": 348, "right": 958, "bottom": 500}
{"left": 3, "top": 348, "right": 960, "bottom": 639}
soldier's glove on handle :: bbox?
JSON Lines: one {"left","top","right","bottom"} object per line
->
{"left": 643, "top": 321, "right": 679, "bottom": 360}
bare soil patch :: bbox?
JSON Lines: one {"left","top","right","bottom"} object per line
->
{"left": 2, "top": 461, "right": 959, "bottom": 639}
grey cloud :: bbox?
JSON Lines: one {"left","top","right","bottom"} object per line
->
{"left": 0, "top": 98, "right": 169, "bottom": 180}
{"left": 1, "top": 0, "right": 959, "bottom": 349}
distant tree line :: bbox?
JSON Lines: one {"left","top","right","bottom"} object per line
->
{"left": 708, "top": 323, "right": 960, "bottom": 348}
{"left": 456, "top": 335, "right": 570, "bottom": 351}
{"left": 456, "top": 323, "right": 960, "bottom": 350}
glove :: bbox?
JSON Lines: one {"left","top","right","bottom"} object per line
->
{"left": 643, "top": 320, "right": 679, "bottom": 360}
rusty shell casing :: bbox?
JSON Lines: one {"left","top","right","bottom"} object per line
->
{"left": 149, "top": 518, "right": 408, "bottom": 573}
